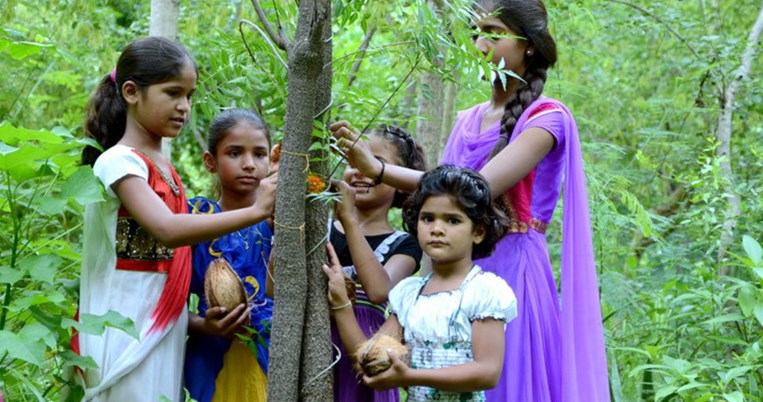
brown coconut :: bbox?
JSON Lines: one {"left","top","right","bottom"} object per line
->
{"left": 353, "top": 334, "right": 408, "bottom": 376}
{"left": 204, "top": 258, "right": 247, "bottom": 312}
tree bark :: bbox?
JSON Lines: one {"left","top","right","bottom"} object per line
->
{"left": 298, "top": 3, "right": 334, "bottom": 400}
{"left": 267, "top": 1, "right": 333, "bottom": 401}
{"left": 149, "top": 0, "right": 179, "bottom": 157}
{"left": 716, "top": 5, "right": 763, "bottom": 272}
{"left": 414, "top": 0, "right": 456, "bottom": 168}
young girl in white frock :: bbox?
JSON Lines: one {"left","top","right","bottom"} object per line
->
{"left": 324, "top": 165, "right": 517, "bottom": 401}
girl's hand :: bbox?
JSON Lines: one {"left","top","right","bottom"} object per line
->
{"left": 254, "top": 173, "right": 277, "bottom": 217}
{"left": 202, "top": 303, "right": 251, "bottom": 338}
{"left": 321, "top": 243, "right": 351, "bottom": 308}
{"left": 330, "top": 180, "right": 357, "bottom": 224}
{"left": 329, "top": 121, "right": 383, "bottom": 180}
{"left": 363, "top": 349, "right": 410, "bottom": 390}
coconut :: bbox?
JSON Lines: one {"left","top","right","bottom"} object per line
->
{"left": 204, "top": 258, "right": 247, "bottom": 312}
{"left": 353, "top": 334, "right": 408, "bottom": 376}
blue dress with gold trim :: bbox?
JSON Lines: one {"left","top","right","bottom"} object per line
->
{"left": 184, "top": 197, "right": 273, "bottom": 402}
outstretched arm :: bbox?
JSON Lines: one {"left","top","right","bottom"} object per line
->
{"left": 332, "top": 181, "right": 417, "bottom": 304}
{"left": 112, "top": 174, "right": 277, "bottom": 248}
{"left": 332, "top": 120, "right": 556, "bottom": 200}
{"left": 364, "top": 318, "right": 505, "bottom": 392}
{"left": 330, "top": 121, "right": 422, "bottom": 192}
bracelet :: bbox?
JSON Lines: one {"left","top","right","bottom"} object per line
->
{"left": 330, "top": 300, "right": 352, "bottom": 311}
{"left": 374, "top": 160, "right": 386, "bottom": 185}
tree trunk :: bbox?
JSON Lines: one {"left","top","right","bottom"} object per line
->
{"left": 414, "top": 0, "right": 456, "bottom": 168}
{"left": 149, "top": 0, "right": 179, "bottom": 157}
{"left": 716, "top": 5, "right": 763, "bottom": 273}
{"left": 298, "top": 4, "right": 334, "bottom": 400}
{"left": 267, "top": 1, "right": 333, "bottom": 401}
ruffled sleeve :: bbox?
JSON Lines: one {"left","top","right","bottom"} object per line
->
{"left": 388, "top": 276, "right": 426, "bottom": 325}
{"left": 93, "top": 145, "right": 148, "bottom": 198}
{"left": 464, "top": 270, "right": 517, "bottom": 324}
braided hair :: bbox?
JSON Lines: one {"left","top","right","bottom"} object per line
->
{"left": 480, "top": 0, "right": 558, "bottom": 160}
{"left": 368, "top": 124, "right": 427, "bottom": 208}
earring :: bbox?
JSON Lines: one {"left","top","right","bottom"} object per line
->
{"left": 525, "top": 50, "right": 533, "bottom": 57}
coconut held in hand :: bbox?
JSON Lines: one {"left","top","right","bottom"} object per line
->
{"left": 354, "top": 334, "right": 408, "bottom": 376}
{"left": 204, "top": 258, "right": 247, "bottom": 311}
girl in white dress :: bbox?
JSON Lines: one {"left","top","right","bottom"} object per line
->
{"left": 75, "top": 37, "right": 276, "bottom": 402}
{"left": 324, "top": 165, "right": 517, "bottom": 401}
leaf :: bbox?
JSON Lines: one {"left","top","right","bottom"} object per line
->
{"left": 754, "top": 305, "right": 763, "bottom": 328}
{"left": 59, "top": 350, "right": 98, "bottom": 369}
{"left": 19, "top": 254, "right": 62, "bottom": 284}
{"left": 0, "top": 330, "right": 46, "bottom": 365}
{"left": 0, "top": 265, "right": 25, "bottom": 285}
{"left": 5, "top": 41, "right": 53, "bottom": 60}
{"left": 737, "top": 287, "right": 755, "bottom": 317}
{"left": 32, "top": 195, "right": 67, "bottom": 215}
{"left": 723, "top": 391, "right": 745, "bottom": 402}
{"left": 743, "top": 235, "right": 762, "bottom": 265}
{"left": 61, "top": 166, "right": 104, "bottom": 205}
{"left": 654, "top": 385, "right": 678, "bottom": 401}
{"left": 62, "top": 310, "right": 139, "bottom": 340}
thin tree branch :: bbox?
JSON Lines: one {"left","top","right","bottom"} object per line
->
{"left": 250, "top": 0, "right": 291, "bottom": 50}
{"left": 716, "top": 5, "right": 763, "bottom": 272}
{"left": 346, "top": 24, "right": 377, "bottom": 89}
{"left": 239, "top": 19, "right": 289, "bottom": 70}
{"left": 608, "top": 0, "right": 701, "bottom": 60}
{"left": 324, "top": 41, "right": 415, "bottom": 70}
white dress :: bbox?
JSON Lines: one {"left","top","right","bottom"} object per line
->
{"left": 388, "top": 265, "right": 517, "bottom": 402}
{"left": 77, "top": 145, "right": 188, "bottom": 402}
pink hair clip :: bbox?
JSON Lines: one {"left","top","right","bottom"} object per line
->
{"left": 109, "top": 67, "right": 117, "bottom": 84}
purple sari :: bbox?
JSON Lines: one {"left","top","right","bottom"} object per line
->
{"left": 440, "top": 98, "right": 609, "bottom": 402}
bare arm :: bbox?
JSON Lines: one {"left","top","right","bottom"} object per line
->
{"left": 332, "top": 120, "right": 556, "bottom": 199}
{"left": 112, "top": 174, "right": 276, "bottom": 248}
{"left": 479, "top": 127, "right": 556, "bottom": 198}
{"left": 330, "top": 120, "right": 422, "bottom": 192}
{"left": 364, "top": 318, "right": 506, "bottom": 392}
{"left": 322, "top": 243, "right": 404, "bottom": 354}
{"left": 333, "top": 181, "right": 418, "bottom": 304}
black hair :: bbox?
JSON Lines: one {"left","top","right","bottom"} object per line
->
{"left": 367, "top": 124, "right": 427, "bottom": 208}
{"left": 207, "top": 108, "right": 272, "bottom": 155}
{"left": 477, "top": 0, "right": 558, "bottom": 160}
{"left": 402, "top": 165, "right": 508, "bottom": 260}
{"left": 82, "top": 36, "right": 196, "bottom": 166}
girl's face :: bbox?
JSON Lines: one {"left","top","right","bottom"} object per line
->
{"left": 204, "top": 121, "right": 270, "bottom": 198}
{"left": 127, "top": 58, "right": 197, "bottom": 140}
{"left": 343, "top": 134, "right": 400, "bottom": 210}
{"left": 472, "top": 13, "right": 532, "bottom": 81}
{"left": 417, "top": 195, "right": 486, "bottom": 266}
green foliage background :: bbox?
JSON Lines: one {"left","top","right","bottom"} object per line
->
{"left": 1, "top": 0, "right": 762, "bottom": 401}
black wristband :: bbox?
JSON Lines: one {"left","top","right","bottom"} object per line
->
{"left": 374, "top": 160, "right": 386, "bottom": 185}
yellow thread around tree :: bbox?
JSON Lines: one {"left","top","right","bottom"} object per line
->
{"left": 280, "top": 149, "right": 310, "bottom": 172}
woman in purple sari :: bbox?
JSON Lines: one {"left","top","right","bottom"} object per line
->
{"left": 330, "top": 1, "right": 609, "bottom": 401}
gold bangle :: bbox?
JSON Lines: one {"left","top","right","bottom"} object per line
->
{"left": 330, "top": 300, "right": 352, "bottom": 311}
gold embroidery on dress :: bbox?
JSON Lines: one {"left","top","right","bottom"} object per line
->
{"left": 116, "top": 217, "right": 174, "bottom": 260}
{"left": 499, "top": 194, "right": 548, "bottom": 234}
{"left": 134, "top": 150, "right": 180, "bottom": 196}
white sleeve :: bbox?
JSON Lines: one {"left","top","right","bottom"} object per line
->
{"left": 93, "top": 146, "right": 148, "bottom": 198}
{"left": 388, "top": 277, "right": 423, "bottom": 323}
{"left": 465, "top": 271, "right": 518, "bottom": 324}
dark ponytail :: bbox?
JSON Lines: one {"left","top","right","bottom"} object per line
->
{"left": 82, "top": 37, "right": 196, "bottom": 166}
{"left": 481, "top": 0, "right": 557, "bottom": 160}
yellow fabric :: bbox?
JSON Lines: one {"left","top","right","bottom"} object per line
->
{"left": 211, "top": 341, "right": 267, "bottom": 402}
